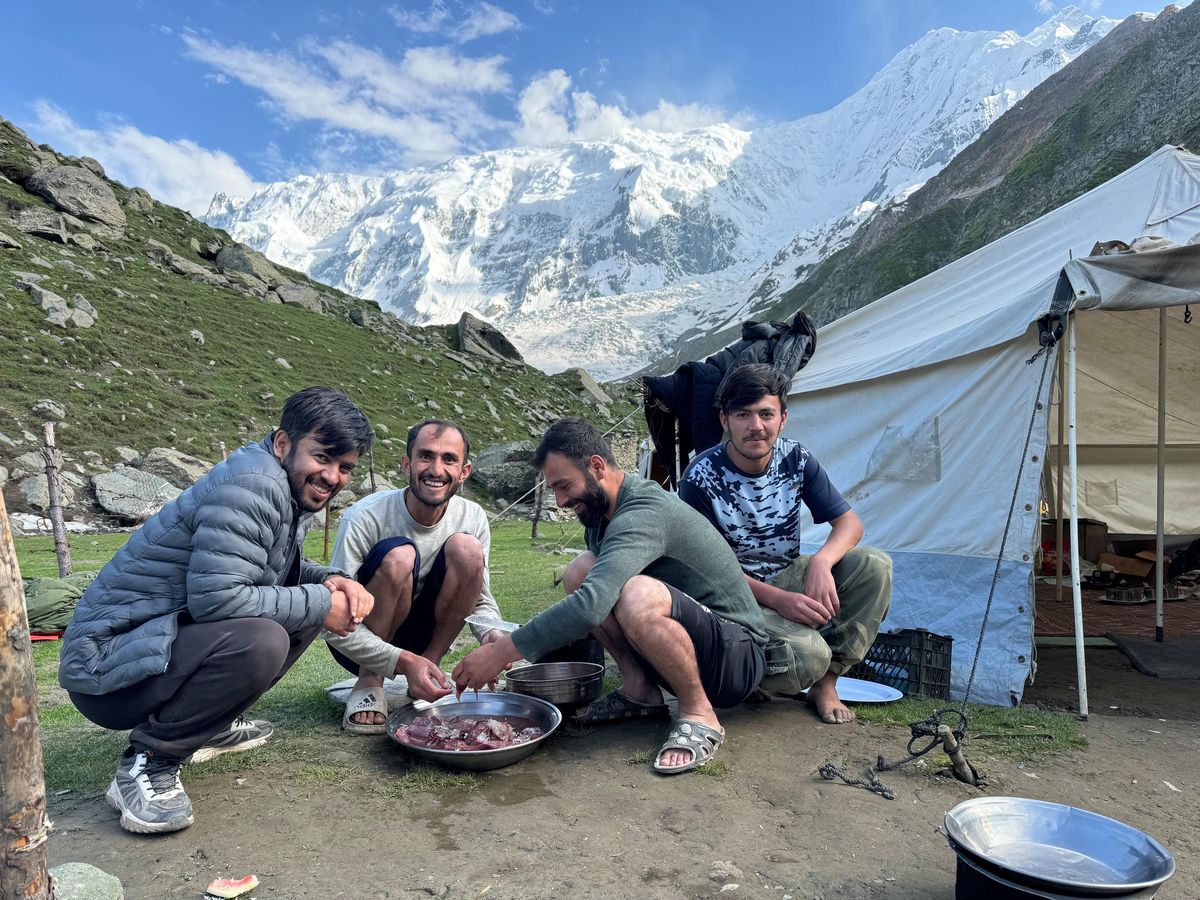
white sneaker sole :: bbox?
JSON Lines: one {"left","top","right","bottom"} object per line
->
{"left": 187, "top": 731, "right": 271, "bottom": 764}
{"left": 105, "top": 780, "right": 193, "bottom": 834}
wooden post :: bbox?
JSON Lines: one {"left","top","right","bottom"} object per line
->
{"left": 530, "top": 476, "right": 545, "bottom": 539}
{"left": 40, "top": 423, "right": 70, "bottom": 577}
{"left": 0, "top": 492, "right": 53, "bottom": 900}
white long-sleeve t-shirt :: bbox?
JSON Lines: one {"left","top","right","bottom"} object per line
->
{"left": 323, "top": 489, "right": 501, "bottom": 676}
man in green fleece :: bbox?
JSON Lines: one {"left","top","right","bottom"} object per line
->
{"left": 453, "top": 418, "right": 766, "bottom": 774}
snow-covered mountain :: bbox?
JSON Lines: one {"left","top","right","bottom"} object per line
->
{"left": 206, "top": 8, "right": 1117, "bottom": 379}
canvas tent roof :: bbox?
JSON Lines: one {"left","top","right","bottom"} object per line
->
{"left": 782, "top": 145, "right": 1200, "bottom": 706}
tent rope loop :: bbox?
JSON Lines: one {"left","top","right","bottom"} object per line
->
{"left": 818, "top": 346, "right": 1055, "bottom": 799}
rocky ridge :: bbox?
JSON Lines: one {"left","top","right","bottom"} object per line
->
{"left": 0, "top": 117, "right": 639, "bottom": 530}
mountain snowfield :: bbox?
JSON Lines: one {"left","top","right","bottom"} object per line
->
{"left": 206, "top": 8, "right": 1119, "bottom": 379}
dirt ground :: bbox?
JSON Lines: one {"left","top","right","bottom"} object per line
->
{"left": 47, "top": 647, "right": 1198, "bottom": 900}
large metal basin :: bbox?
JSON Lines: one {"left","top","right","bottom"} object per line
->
{"left": 944, "top": 797, "right": 1174, "bottom": 896}
{"left": 385, "top": 692, "right": 561, "bottom": 772}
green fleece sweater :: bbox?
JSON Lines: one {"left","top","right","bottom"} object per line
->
{"left": 512, "top": 475, "right": 766, "bottom": 661}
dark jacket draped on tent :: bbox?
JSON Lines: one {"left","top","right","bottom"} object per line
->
{"left": 642, "top": 311, "right": 817, "bottom": 488}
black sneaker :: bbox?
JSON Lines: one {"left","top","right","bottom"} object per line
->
{"left": 106, "top": 747, "right": 193, "bottom": 834}
{"left": 188, "top": 716, "right": 274, "bottom": 764}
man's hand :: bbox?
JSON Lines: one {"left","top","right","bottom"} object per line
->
{"left": 324, "top": 576, "right": 374, "bottom": 625}
{"left": 803, "top": 558, "right": 841, "bottom": 619}
{"left": 772, "top": 589, "right": 834, "bottom": 628}
{"left": 479, "top": 628, "right": 505, "bottom": 646}
{"left": 322, "top": 589, "right": 357, "bottom": 636}
{"left": 452, "top": 635, "right": 520, "bottom": 696}
{"left": 397, "top": 652, "right": 453, "bottom": 702}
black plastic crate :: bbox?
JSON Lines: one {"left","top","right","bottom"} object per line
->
{"left": 847, "top": 628, "right": 953, "bottom": 699}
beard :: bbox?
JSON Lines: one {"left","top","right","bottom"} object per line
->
{"left": 284, "top": 447, "right": 340, "bottom": 512}
{"left": 572, "top": 471, "right": 610, "bottom": 529}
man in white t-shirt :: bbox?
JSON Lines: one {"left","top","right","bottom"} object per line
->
{"left": 325, "top": 419, "right": 503, "bottom": 734}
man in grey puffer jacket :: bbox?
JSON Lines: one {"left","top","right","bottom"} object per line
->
{"left": 60, "top": 386, "right": 374, "bottom": 834}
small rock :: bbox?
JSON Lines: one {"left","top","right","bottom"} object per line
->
{"left": 190, "top": 329, "right": 205, "bottom": 344}
{"left": 32, "top": 399, "right": 66, "bottom": 419}
{"left": 275, "top": 357, "right": 292, "bottom": 369}
{"left": 425, "top": 400, "right": 441, "bottom": 410}
{"left": 710, "top": 861, "right": 744, "bottom": 883}
{"left": 49, "top": 861, "right": 124, "bottom": 900}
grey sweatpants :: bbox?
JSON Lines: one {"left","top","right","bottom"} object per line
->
{"left": 758, "top": 546, "right": 892, "bottom": 695}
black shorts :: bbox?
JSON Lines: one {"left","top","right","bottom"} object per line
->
{"left": 643, "top": 585, "right": 766, "bottom": 709}
{"left": 327, "top": 536, "right": 449, "bottom": 676}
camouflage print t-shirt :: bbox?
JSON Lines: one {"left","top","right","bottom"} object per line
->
{"left": 679, "top": 437, "right": 850, "bottom": 582}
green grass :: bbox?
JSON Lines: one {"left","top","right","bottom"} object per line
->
{"left": 18, "top": 520, "right": 1081, "bottom": 803}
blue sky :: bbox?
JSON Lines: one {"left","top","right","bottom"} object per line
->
{"left": 0, "top": 1, "right": 1162, "bottom": 214}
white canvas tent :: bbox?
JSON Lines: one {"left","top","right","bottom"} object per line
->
{"left": 783, "top": 145, "right": 1200, "bottom": 707}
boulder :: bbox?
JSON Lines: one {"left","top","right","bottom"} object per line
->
{"left": 12, "top": 451, "right": 44, "bottom": 478}
{"left": 274, "top": 282, "right": 322, "bottom": 313}
{"left": 27, "top": 165, "right": 127, "bottom": 229}
{"left": 92, "top": 465, "right": 181, "bottom": 522}
{"left": 469, "top": 441, "right": 538, "bottom": 501}
{"left": 355, "top": 474, "right": 397, "bottom": 495}
{"left": 456, "top": 312, "right": 524, "bottom": 364}
{"left": 20, "top": 281, "right": 70, "bottom": 326}
{"left": 0, "top": 466, "right": 7, "bottom": 487}
{"left": 15, "top": 207, "right": 67, "bottom": 243}
{"left": 50, "top": 861, "right": 124, "bottom": 900}
{"left": 561, "top": 367, "right": 612, "bottom": 407}
{"left": 136, "top": 447, "right": 213, "bottom": 489}
{"left": 68, "top": 230, "right": 98, "bottom": 251}
{"left": 123, "top": 187, "right": 154, "bottom": 213}
{"left": 32, "top": 399, "right": 66, "bottom": 420}
{"left": 216, "top": 243, "right": 283, "bottom": 286}
{"left": 114, "top": 446, "right": 139, "bottom": 463}
{"left": 77, "top": 156, "right": 107, "bottom": 179}
{"left": 328, "top": 487, "right": 358, "bottom": 510}
{"left": 71, "top": 293, "right": 98, "bottom": 318}
{"left": 223, "top": 270, "right": 269, "bottom": 298}
{"left": 15, "top": 473, "right": 76, "bottom": 512}
{"left": 0, "top": 228, "right": 22, "bottom": 249}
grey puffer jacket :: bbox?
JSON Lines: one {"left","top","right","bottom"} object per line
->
{"left": 59, "top": 436, "right": 340, "bottom": 695}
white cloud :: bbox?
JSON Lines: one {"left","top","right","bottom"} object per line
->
{"left": 182, "top": 34, "right": 511, "bottom": 164}
{"left": 514, "top": 70, "right": 727, "bottom": 146}
{"left": 28, "top": 100, "right": 262, "bottom": 215}
{"left": 390, "top": 1, "right": 520, "bottom": 43}
{"left": 457, "top": 3, "right": 521, "bottom": 41}
{"left": 1034, "top": 0, "right": 1056, "bottom": 13}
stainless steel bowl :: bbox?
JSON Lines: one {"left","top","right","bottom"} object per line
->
{"left": 944, "top": 797, "right": 1175, "bottom": 895}
{"left": 385, "top": 692, "right": 561, "bottom": 771}
{"left": 503, "top": 662, "right": 604, "bottom": 711}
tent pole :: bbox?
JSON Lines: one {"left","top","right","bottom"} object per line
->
{"left": 1155, "top": 307, "right": 1167, "bottom": 643}
{"left": 1067, "top": 312, "right": 1088, "bottom": 719}
{"left": 1055, "top": 342, "right": 1066, "bottom": 603}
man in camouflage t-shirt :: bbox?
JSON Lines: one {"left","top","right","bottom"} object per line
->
{"left": 680, "top": 364, "right": 892, "bottom": 723}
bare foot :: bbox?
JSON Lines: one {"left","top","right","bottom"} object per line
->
{"left": 350, "top": 674, "right": 386, "bottom": 725}
{"left": 806, "top": 672, "right": 855, "bottom": 724}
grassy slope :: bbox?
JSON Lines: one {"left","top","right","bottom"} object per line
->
{"left": 20, "top": 524, "right": 1081, "bottom": 799}
{"left": 0, "top": 117, "right": 637, "bottom": 480}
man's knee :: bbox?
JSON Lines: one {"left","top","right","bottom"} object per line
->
{"left": 761, "top": 630, "right": 832, "bottom": 694}
{"left": 562, "top": 551, "right": 597, "bottom": 594}
{"left": 444, "top": 533, "right": 484, "bottom": 576}
{"left": 230, "top": 619, "right": 292, "bottom": 686}
{"left": 373, "top": 543, "right": 418, "bottom": 586}
{"left": 837, "top": 546, "right": 893, "bottom": 617}
{"left": 612, "top": 576, "right": 670, "bottom": 630}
